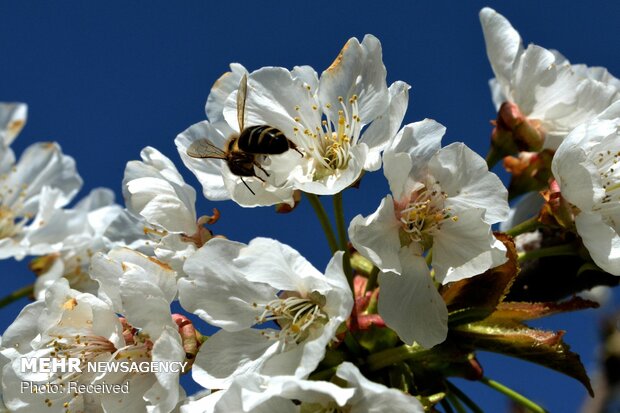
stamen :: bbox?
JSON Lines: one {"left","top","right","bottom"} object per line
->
{"left": 253, "top": 293, "right": 328, "bottom": 343}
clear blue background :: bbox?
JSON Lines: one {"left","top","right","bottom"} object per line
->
{"left": 1, "top": 1, "right": 619, "bottom": 411}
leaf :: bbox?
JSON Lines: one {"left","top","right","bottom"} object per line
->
{"left": 455, "top": 321, "right": 594, "bottom": 396}
{"left": 490, "top": 297, "right": 599, "bottom": 322}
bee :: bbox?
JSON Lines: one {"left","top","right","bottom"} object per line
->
{"left": 186, "top": 74, "right": 301, "bottom": 195}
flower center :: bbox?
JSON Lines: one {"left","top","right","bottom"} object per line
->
{"left": 593, "top": 149, "right": 620, "bottom": 218}
{"left": 43, "top": 332, "right": 117, "bottom": 385}
{"left": 254, "top": 291, "right": 328, "bottom": 343}
{"left": 292, "top": 95, "right": 361, "bottom": 178}
{"left": 396, "top": 181, "right": 456, "bottom": 249}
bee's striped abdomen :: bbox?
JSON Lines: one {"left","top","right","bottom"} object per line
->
{"left": 238, "top": 125, "right": 289, "bottom": 154}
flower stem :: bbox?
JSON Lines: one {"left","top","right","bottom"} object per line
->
{"left": 518, "top": 243, "right": 577, "bottom": 263}
{"left": 364, "top": 265, "right": 379, "bottom": 294}
{"left": 480, "top": 377, "right": 548, "bottom": 413}
{"left": 446, "top": 393, "right": 467, "bottom": 413}
{"left": 445, "top": 381, "right": 483, "bottom": 413}
{"left": 485, "top": 147, "right": 503, "bottom": 170}
{"left": 505, "top": 216, "right": 541, "bottom": 237}
{"left": 305, "top": 193, "right": 339, "bottom": 254}
{"left": 333, "top": 192, "right": 353, "bottom": 287}
{"left": 441, "top": 398, "right": 455, "bottom": 413}
{"left": 333, "top": 192, "right": 348, "bottom": 251}
{"left": 0, "top": 283, "right": 34, "bottom": 309}
{"left": 366, "top": 343, "right": 429, "bottom": 371}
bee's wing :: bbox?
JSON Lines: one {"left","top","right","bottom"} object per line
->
{"left": 186, "top": 139, "right": 227, "bottom": 159}
{"left": 237, "top": 74, "right": 248, "bottom": 132}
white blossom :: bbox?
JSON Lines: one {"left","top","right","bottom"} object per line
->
{"left": 32, "top": 189, "right": 150, "bottom": 299}
{"left": 124, "top": 146, "right": 214, "bottom": 273}
{"left": 349, "top": 120, "right": 508, "bottom": 347}
{"left": 175, "top": 64, "right": 298, "bottom": 207}
{"left": 480, "top": 7, "right": 620, "bottom": 150}
{"left": 235, "top": 34, "right": 408, "bottom": 195}
{"left": 551, "top": 112, "right": 620, "bottom": 275}
{"left": 176, "top": 35, "right": 408, "bottom": 206}
{"left": 178, "top": 237, "right": 353, "bottom": 389}
{"left": 0, "top": 277, "right": 184, "bottom": 413}
{"left": 0, "top": 141, "right": 82, "bottom": 260}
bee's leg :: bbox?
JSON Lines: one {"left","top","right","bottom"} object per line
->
{"left": 240, "top": 178, "right": 256, "bottom": 195}
{"left": 289, "top": 142, "right": 304, "bottom": 157}
{"left": 254, "top": 162, "right": 271, "bottom": 177}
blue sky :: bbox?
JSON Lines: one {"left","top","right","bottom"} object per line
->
{"left": 1, "top": 1, "right": 619, "bottom": 411}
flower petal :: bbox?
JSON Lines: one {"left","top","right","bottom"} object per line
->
{"left": 378, "top": 247, "right": 448, "bottom": 348}
{"left": 349, "top": 195, "right": 402, "bottom": 273}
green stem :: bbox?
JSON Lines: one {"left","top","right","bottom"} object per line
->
{"left": 343, "top": 330, "right": 363, "bottom": 357}
{"left": 305, "top": 193, "right": 339, "bottom": 254}
{"left": 425, "top": 249, "right": 433, "bottom": 266}
{"left": 333, "top": 192, "right": 354, "bottom": 287}
{"left": 308, "top": 366, "right": 337, "bottom": 381}
{"left": 485, "top": 146, "right": 503, "bottom": 170}
{"left": 445, "top": 381, "right": 484, "bottom": 413}
{"left": 480, "top": 377, "right": 548, "bottom": 413}
{"left": 333, "top": 192, "right": 348, "bottom": 252}
{"left": 518, "top": 243, "right": 577, "bottom": 263}
{"left": 364, "top": 265, "right": 379, "bottom": 294}
{"left": 440, "top": 398, "right": 455, "bottom": 413}
{"left": 505, "top": 216, "right": 542, "bottom": 237}
{"left": 0, "top": 284, "right": 33, "bottom": 309}
{"left": 366, "top": 343, "right": 428, "bottom": 371}
{"left": 446, "top": 393, "right": 467, "bottom": 413}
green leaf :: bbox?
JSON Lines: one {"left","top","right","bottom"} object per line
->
{"left": 490, "top": 297, "right": 598, "bottom": 322}
{"left": 455, "top": 321, "right": 593, "bottom": 396}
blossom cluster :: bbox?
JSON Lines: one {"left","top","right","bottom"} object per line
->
{"left": 0, "top": 7, "right": 618, "bottom": 413}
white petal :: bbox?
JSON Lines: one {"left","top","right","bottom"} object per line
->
{"left": 348, "top": 196, "right": 402, "bottom": 273}
{"left": 361, "top": 80, "right": 410, "bottom": 171}
{"left": 143, "top": 327, "right": 185, "bottom": 413}
{"left": 378, "top": 248, "right": 448, "bottom": 348}
{"left": 552, "top": 120, "right": 617, "bottom": 211}
{"left": 235, "top": 237, "right": 327, "bottom": 293}
{"left": 8, "top": 142, "right": 82, "bottom": 213}
{"left": 513, "top": 45, "right": 579, "bottom": 117}
{"left": 432, "top": 209, "right": 508, "bottom": 283}
{"left": 179, "top": 238, "right": 277, "bottom": 330}
{"left": 430, "top": 142, "right": 509, "bottom": 224}
{"left": 576, "top": 212, "right": 620, "bottom": 275}
{"left": 175, "top": 121, "right": 231, "bottom": 201}
{"left": 479, "top": 8, "right": 523, "bottom": 89}
{"left": 336, "top": 362, "right": 425, "bottom": 412}
{"left": 192, "top": 329, "right": 281, "bottom": 389}
{"left": 0, "top": 102, "right": 27, "bottom": 146}
{"left": 385, "top": 120, "right": 445, "bottom": 181}
{"left": 226, "top": 66, "right": 318, "bottom": 141}
{"left": 206, "top": 63, "right": 248, "bottom": 124}
{"left": 319, "top": 35, "right": 389, "bottom": 125}
{"left": 126, "top": 177, "right": 197, "bottom": 234}
{"left": 292, "top": 65, "right": 319, "bottom": 92}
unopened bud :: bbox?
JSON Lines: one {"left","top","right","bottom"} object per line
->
{"left": 172, "top": 313, "right": 202, "bottom": 372}
{"left": 504, "top": 150, "right": 553, "bottom": 198}
{"left": 539, "top": 179, "right": 575, "bottom": 229}
{"left": 489, "top": 102, "right": 546, "bottom": 167}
